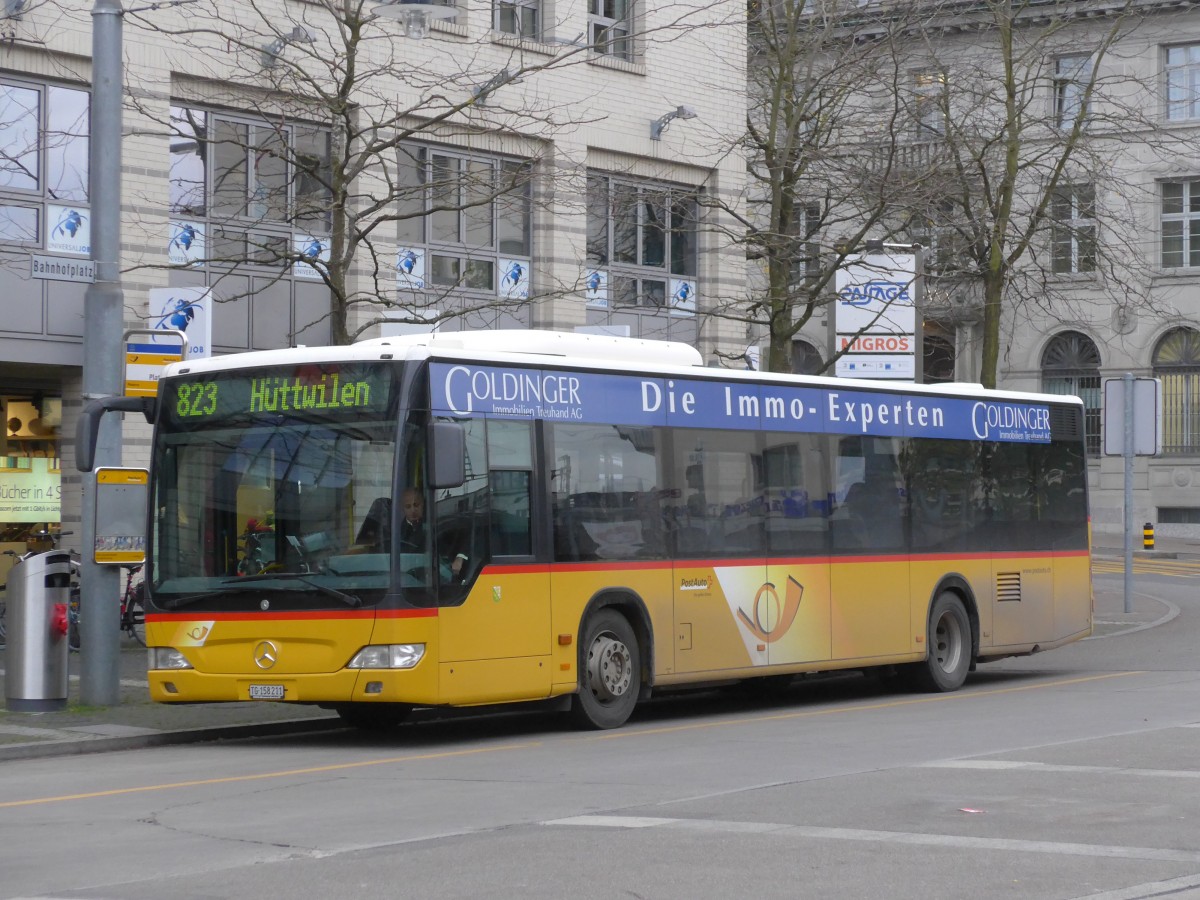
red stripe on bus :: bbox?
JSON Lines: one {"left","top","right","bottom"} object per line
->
{"left": 144, "top": 608, "right": 438, "bottom": 622}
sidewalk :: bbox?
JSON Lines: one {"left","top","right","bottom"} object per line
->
{"left": 0, "top": 547, "right": 1179, "bottom": 761}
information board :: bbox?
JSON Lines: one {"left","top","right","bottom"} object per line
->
{"left": 94, "top": 467, "right": 148, "bottom": 565}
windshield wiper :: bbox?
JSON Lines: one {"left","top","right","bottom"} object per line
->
{"left": 159, "top": 590, "right": 233, "bottom": 611}
{"left": 222, "top": 573, "right": 362, "bottom": 607}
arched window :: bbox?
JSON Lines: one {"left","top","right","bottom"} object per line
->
{"left": 1041, "top": 331, "right": 1101, "bottom": 456}
{"left": 1153, "top": 326, "right": 1200, "bottom": 455}
{"left": 791, "top": 339, "right": 823, "bottom": 375}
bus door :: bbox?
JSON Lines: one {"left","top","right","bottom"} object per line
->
{"left": 435, "top": 418, "right": 551, "bottom": 704}
{"left": 549, "top": 422, "right": 675, "bottom": 680}
{"left": 762, "top": 433, "right": 831, "bottom": 669}
{"left": 828, "top": 437, "right": 910, "bottom": 661}
{"left": 672, "top": 438, "right": 769, "bottom": 675}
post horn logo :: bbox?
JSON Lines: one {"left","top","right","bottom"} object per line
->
{"left": 736, "top": 576, "right": 804, "bottom": 643}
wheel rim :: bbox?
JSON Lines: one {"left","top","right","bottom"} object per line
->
{"left": 585, "top": 632, "right": 633, "bottom": 703}
{"left": 932, "top": 608, "right": 964, "bottom": 674}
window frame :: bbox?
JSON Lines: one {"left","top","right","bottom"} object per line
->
{"left": 0, "top": 77, "right": 91, "bottom": 250}
{"left": 589, "top": 0, "right": 635, "bottom": 62}
{"left": 586, "top": 171, "right": 700, "bottom": 313}
{"left": 1165, "top": 42, "right": 1200, "bottom": 122}
{"left": 168, "top": 104, "right": 333, "bottom": 276}
{"left": 1053, "top": 53, "right": 1094, "bottom": 129}
{"left": 788, "top": 200, "right": 822, "bottom": 289}
{"left": 1160, "top": 178, "right": 1200, "bottom": 269}
{"left": 1050, "top": 183, "right": 1097, "bottom": 275}
{"left": 1153, "top": 326, "right": 1200, "bottom": 456}
{"left": 1040, "top": 330, "right": 1102, "bottom": 457}
{"left": 395, "top": 144, "right": 533, "bottom": 298}
{"left": 911, "top": 68, "right": 947, "bottom": 139}
{"left": 493, "top": 0, "right": 540, "bottom": 38}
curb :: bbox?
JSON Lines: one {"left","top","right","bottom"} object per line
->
{"left": 0, "top": 715, "right": 344, "bottom": 762}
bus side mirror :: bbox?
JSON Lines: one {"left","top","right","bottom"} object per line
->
{"left": 429, "top": 422, "right": 466, "bottom": 489}
{"left": 75, "top": 396, "right": 157, "bottom": 472}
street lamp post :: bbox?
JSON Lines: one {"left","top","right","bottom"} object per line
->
{"left": 80, "top": 0, "right": 125, "bottom": 706}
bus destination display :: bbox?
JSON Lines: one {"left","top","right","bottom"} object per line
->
{"left": 166, "top": 364, "right": 393, "bottom": 426}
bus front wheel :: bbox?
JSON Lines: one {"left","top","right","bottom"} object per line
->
{"left": 571, "top": 609, "right": 640, "bottom": 730}
{"left": 913, "top": 592, "right": 971, "bottom": 692}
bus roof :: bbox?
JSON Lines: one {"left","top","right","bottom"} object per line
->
{"left": 161, "top": 330, "right": 1083, "bottom": 408}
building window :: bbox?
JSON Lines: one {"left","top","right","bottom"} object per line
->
{"left": 168, "top": 105, "right": 334, "bottom": 350}
{"left": 1041, "top": 331, "right": 1101, "bottom": 456}
{"left": 396, "top": 145, "right": 532, "bottom": 296}
{"left": 1050, "top": 184, "right": 1096, "bottom": 274}
{"left": 1159, "top": 507, "right": 1200, "bottom": 524}
{"left": 587, "top": 172, "right": 698, "bottom": 311}
{"left": 1165, "top": 43, "right": 1200, "bottom": 121}
{"left": 494, "top": 0, "right": 539, "bottom": 38}
{"left": 1154, "top": 327, "right": 1200, "bottom": 455}
{"left": 170, "top": 105, "right": 332, "bottom": 263}
{"left": 912, "top": 69, "right": 947, "bottom": 138}
{"left": 590, "top": 0, "right": 634, "bottom": 61}
{"left": 1161, "top": 179, "right": 1200, "bottom": 268}
{"left": 0, "top": 79, "right": 90, "bottom": 249}
{"left": 1053, "top": 54, "right": 1093, "bottom": 128}
{"left": 923, "top": 332, "right": 956, "bottom": 384}
{"left": 789, "top": 201, "right": 822, "bottom": 288}
{"left": 905, "top": 203, "right": 963, "bottom": 276}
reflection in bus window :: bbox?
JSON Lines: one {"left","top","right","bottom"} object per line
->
{"left": 551, "top": 423, "right": 665, "bottom": 561}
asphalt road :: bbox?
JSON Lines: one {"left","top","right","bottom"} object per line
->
{"left": 1, "top": 568, "right": 1198, "bottom": 900}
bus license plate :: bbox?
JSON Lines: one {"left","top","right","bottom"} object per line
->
{"left": 249, "top": 684, "right": 285, "bottom": 700}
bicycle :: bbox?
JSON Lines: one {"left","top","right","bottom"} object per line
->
{"left": 119, "top": 564, "right": 146, "bottom": 647}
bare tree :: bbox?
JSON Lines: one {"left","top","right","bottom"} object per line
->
{"left": 124, "top": 0, "right": 619, "bottom": 345}
{"left": 706, "top": 0, "right": 924, "bottom": 374}
{"left": 880, "top": 0, "right": 1156, "bottom": 388}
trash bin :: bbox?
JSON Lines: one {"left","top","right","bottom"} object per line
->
{"left": 4, "top": 550, "right": 73, "bottom": 712}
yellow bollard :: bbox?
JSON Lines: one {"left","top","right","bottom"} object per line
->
{"left": 1143, "top": 522, "right": 1155, "bottom": 551}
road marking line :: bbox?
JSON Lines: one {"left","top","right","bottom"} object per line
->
{"left": 919, "top": 760, "right": 1200, "bottom": 779}
{"left": 1066, "top": 872, "right": 1200, "bottom": 899}
{"left": 542, "top": 815, "right": 1200, "bottom": 863}
{"left": 0, "top": 742, "right": 541, "bottom": 809}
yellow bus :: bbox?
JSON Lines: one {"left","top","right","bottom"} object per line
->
{"left": 79, "top": 330, "right": 1092, "bottom": 730}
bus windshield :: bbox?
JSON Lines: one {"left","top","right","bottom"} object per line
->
{"left": 151, "top": 361, "right": 397, "bottom": 602}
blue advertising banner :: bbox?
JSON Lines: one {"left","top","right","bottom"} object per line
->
{"left": 430, "top": 363, "right": 1053, "bottom": 444}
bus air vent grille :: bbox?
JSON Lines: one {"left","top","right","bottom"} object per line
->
{"left": 1048, "top": 405, "right": 1083, "bottom": 440}
{"left": 996, "top": 571, "right": 1022, "bottom": 602}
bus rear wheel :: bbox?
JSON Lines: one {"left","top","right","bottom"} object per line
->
{"left": 571, "top": 609, "right": 640, "bottom": 730}
{"left": 335, "top": 702, "right": 412, "bottom": 732}
{"left": 913, "top": 592, "right": 971, "bottom": 692}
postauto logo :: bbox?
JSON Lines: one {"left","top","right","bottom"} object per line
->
{"left": 838, "top": 280, "right": 912, "bottom": 306}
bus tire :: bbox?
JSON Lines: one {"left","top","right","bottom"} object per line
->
{"left": 913, "top": 592, "right": 971, "bottom": 692}
{"left": 571, "top": 609, "right": 640, "bottom": 730}
{"left": 335, "top": 702, "right": 412, "bottom": 732}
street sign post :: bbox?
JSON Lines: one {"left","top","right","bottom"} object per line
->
{"left": 1103, "top": 375, "right": 1162, "bottom": 614}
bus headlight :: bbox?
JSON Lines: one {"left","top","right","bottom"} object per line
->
{"left": 148, "top": 648, "right": 193, "bottom": 670}
{"left": 347, "top": 644, "right": 425, "bottom": 669}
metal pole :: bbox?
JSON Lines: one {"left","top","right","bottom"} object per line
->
{"left": 80, "top": 0, "right": 125, "bottom": 706}
{"left": 1123, "top": 372, "right": 1133, "bottom": 615}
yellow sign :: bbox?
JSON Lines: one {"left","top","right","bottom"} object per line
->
{"left": 124, "top": 330, "right": 185, "bottom": 398}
